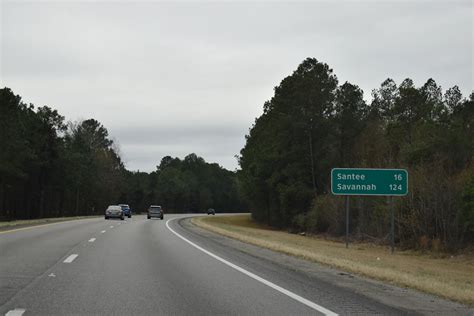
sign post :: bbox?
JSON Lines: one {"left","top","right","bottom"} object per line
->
{"left": 390, "top": 196, "right": 394, "bottom": 254}
{"left": 331, "top": 168, "right": 408, "bottom": 251}
{"left": 345, "top": 196, "right": 349, "bottom": 248}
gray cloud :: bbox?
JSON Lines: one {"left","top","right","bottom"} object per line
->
{"left": 2, "top": 1, "right": 472, "bottom": 171}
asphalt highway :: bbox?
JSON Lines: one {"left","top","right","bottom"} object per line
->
{"left": 0, "top": 215, "right": 471, "bottom": 315}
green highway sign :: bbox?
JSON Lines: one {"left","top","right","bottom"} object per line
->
{"left": 331, "top": 168, "right": 408, "bottom": 196}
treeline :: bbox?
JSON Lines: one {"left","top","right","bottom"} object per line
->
{"left": 120, "top": 154, "right": 244, "bottom": 213}
{"left": 0, "top": 87, "right": 242, "bottom": 219}
{"left": 238, "top": 58, "right": 473, "bottom": 249}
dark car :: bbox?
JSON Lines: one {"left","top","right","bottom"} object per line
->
{"left": 118, "top": 204, "right": 132, "bottom": 218}
{"left": 105, "top": 205, "right": 124, "bottom": 220}
{"left": 147, "top": 205, "right": 164, "bottom": 220}
{"left": 207, "top": 208, "right": 215, "bottom": 215}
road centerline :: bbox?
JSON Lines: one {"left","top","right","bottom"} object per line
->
{"left": 165, "top": 218, "right": 338, "bottom": 316}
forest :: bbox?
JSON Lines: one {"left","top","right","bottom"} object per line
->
{"left": 0, "top": 87, "right": 243, "bottom": 219}
{"left": 238, "top": 58, "right": 473, "bottom": 249}
{"left": 1, "top": 57, "right": 473, "bottom": 250}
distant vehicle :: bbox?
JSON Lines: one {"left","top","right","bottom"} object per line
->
{"left": 105, "top": 205, "right": 124, "bottom": 220}
{"left": 118, "top": 204, "right": 132, "bottom": 218}
{"left": 207, "top": 208, "right": 215, "bottom": 215}
{"left": 147, "top": 205, "right": 164, "bottom": 220}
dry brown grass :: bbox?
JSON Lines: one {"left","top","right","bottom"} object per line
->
{"left": 192, "top": 214, "right": 474, "bottom": 305}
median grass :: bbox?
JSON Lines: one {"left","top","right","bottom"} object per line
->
{"left": 192, "top": 214, "right": 474, "bottom": 305}
{"left": 0, "top": 216, "right": 99, "bottom": 231}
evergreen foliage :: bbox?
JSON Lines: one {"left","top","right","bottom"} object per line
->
{"left": 239, "top": 58, "right": 473, "bottom": 248}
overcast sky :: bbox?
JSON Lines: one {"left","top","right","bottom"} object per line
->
{"left": 1, "top": 1, "right": 472, "bottom": 172}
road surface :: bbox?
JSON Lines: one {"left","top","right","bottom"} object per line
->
{"left": 0, "top": 215, "right": 471, "bottom": 315}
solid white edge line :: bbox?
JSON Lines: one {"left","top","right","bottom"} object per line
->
{"left": 5, "top": 308, "right": 26, "bottom": 316}
{"left": 165, "top": 218, "right": 338, "bottom": 316}
{"left": 63, "top": 254, "right": 78, "bottom": 263}
{"left": 88, "top": 238, "right": 96, "bottom": 242}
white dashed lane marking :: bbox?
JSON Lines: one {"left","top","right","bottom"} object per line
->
{"left": 88, "top": 238, "right": 96, "bottom": 242}
{"left": 63, "top": 254, "right": 78, "bottom": 263}
{"left": 101, "top": 230, "right": 106, "bottom": 233}
{"left": 5, "top": 308, "right": 26, "bottom": 315}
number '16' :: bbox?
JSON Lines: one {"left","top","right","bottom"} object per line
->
{"left": 394, "top": 174, "right": 403, "bottom": 181}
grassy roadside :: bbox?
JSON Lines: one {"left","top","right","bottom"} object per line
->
{"left": 192, "top": 214, "right": 474, "bottom": 306}
{"left": 0, "top": 216, "right": 100, "bottom": 231}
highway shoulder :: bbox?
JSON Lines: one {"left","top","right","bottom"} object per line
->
{"left": 175, "top": 216, "right": 472, "bottom": 316}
